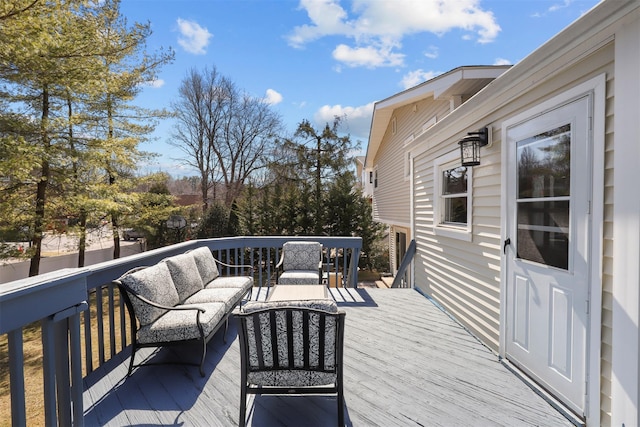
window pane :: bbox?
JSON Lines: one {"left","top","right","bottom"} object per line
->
{"left": 444, "top": 197, "right": 467, "bottom": 224}
{"left": 517, "top": 124, "right": 570, "bottom": 199}
{"left": 442, "top": 167, "right": 468, "bottom": 195}
{"left": 517, "top": 200, "right": 569, "bottom": 270}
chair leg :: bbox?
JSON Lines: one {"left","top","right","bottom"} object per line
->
{"left": 127, "top": 343, "right": 137, "bottom": 377}
{"left": 337, "top": 385, "right": 345, "bottom": 426}
{"left": 239, "top": 386, "right": 247, "bottom": 427}
{"left": 223, "top": 318, "right": 229, "bottom": 344}
{"left": 199, "top": 338, "right": 207, "bottom": 377}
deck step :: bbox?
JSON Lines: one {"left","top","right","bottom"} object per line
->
{"left": 375, "top": 279, "right": 390, "bottom": 288}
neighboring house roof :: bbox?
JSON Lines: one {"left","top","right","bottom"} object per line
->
{"left": 364, "top": 65, "right": 511, "bottom": 169}
{"left": 175, "top": 194, "right": 200, "bottom": 206}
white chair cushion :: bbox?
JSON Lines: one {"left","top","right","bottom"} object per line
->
{"left": 121, "top": 263, "right": 180, "bottom": 326}
{"left": 282, "top": 241, "right": 321, "bottom": 271}
{"left": 191, "top": 247, "right": 220, "bottom": 284}
{"left": 279, "top": 270, "right": 320, "bottom": 285}
{"left": 164, "top": 253, "right": 204, "bottom": 302}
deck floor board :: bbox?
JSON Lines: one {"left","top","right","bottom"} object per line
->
{"left": 83, "top": 288, "right": 574, "bottom": 426}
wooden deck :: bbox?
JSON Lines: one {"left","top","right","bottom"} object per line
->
{"left": 82, "top": 288, "right": 573, "bottom": 426}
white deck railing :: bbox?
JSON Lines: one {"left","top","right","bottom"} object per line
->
{"left": 0, "top": 236, "right": 362, "bottom": 426}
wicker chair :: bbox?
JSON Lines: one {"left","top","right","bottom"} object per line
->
{"left": 234, "top": 299, "right": 346, "bottom": 426}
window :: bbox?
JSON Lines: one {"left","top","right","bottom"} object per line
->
{"left": 404, "top": 151, "right": 411, "bottom": 181}
{"left": 442, "top": 167, "right": 468, "bottom": 223}
{"left": 391, "top": 116, "right": 397, "bottom": 135}
{"left": 434, "top": 150, "right": 472, "bottom": 240}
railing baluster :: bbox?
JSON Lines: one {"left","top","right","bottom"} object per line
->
{"left": 82, "top": 300, "right": 93, "bottom": 374}
{"left": 96, "top": 286, "right": 105, "bottom": 365}
{"left": 8, "top": 329, "right": 26, "bottom": 427}
{"left": 108, "top": 285, "right": 116, "bottom": 358}
{"left": 42, "top": 317, "right": 58, "bottom": 426}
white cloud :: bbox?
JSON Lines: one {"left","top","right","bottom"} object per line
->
{"left": 549, "top": 0, "right": 572, "bottom": 13}
{"left": 424, "top": 45, "right": 439, "bottom": 59}
{"left": 176, "top": 18, "right": 212, "bottom": 55}
{"left": 532, "top": 0, "right": 574, "bottom": 17}
{"left": 400, "top": 69, "right": 440, "bottom": 90}
{"left": 288, "top": 0, "right": 500, "bottom": 68}
{"left": 332, "top": 44, "right": 404, "bottom": 68}
{"left": 143, "top": 79, "right": 165, "bottom": 88}
{"left": 264, "top": 89, "right": 283, "bottom": 105}
{"left": 493, "top": 58, "right": 512, "bottom": 66}
{"left": 314, "top": 102, "right": 376, "bottom": 140}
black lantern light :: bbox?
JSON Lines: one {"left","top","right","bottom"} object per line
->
{"left": 459, "top": 127, "right": 489, "bottom": 167}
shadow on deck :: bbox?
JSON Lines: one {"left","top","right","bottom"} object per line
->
{"left": 83, "top": 288, "right": 573, "bottom": 426}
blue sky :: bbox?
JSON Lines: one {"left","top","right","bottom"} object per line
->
{"left": 121, "top": 0, "right": 601, "bottom": 177}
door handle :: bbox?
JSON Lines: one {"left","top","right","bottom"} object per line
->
{"left": 503, "top": 238, "right": 511, "bottom": 254}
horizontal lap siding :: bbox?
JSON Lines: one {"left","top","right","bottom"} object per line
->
{"left": 413, "top": 145, "right": 502, "bottom": 352}
{"left": 412, "top": 47, "right": 614, "bottom": 363}
{"left": 373, "top": 100, "right": 450, "bottom": 225}
{"left": 600, "top": 68, "right": 614, "bottom": 427}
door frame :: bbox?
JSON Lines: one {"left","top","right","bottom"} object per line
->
{"left": 499, "top": 74, "right": 605, "bottom": 424}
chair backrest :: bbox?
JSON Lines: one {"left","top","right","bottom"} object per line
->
{"left": 282, "top": 241, "right": 322, "bottom": 271}
{"left": 235, "top": 300, "right": 345, "bottom": 387}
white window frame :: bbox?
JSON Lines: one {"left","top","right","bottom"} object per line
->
{"left": 433, "top": 150, "right": 472, "bottom": 241}
{"left": 391, "top": 116, "right": 397, "bottom": 135}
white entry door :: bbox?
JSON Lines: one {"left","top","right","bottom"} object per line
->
{"left": 505, "top": 95, "right": 591, "bottom": 417}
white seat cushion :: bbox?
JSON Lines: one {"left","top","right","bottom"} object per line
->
{"left": 137, "top": 302, "right": 226, "bottom": 344}
{"left": 279, "top": 270, "right": 320, "bottom": 285}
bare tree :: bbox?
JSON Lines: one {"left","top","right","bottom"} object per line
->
{"left": 171, "top": 66, "right": 282, "bottom": 210}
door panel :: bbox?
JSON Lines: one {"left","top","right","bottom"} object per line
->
{"left": 513, "top": 275, "right": 530, "bottom": 350}
{"left": 505, "top": 96, "right": 590, "bottom": 416}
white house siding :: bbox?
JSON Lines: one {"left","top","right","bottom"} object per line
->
{"left": 372, "top": 99, "right": 451, "bottom": 226}
{"left": 413, "top": 141, "right": 503, "bottom": 351}
{"left": 600, "top": 70, "right": 614, "bottom": 427}
{"left": 410, "top": 38, "right": 615, "bottom": 424}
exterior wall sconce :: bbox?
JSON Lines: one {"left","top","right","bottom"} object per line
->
{"left": 459, "top": 127, "right": 490, "bottom": 167}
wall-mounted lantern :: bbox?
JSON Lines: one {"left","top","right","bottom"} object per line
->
{"left": 459, "top": 127, "right": 490, "bottom": 167}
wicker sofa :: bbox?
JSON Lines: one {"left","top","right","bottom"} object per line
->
{"left": 114, "top": 246, "right": 253, "bottom": 377}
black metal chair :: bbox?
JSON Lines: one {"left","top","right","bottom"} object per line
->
{"left": 275, "top": 241, "right": 323, "bottom": 285}
{"left": 234, "top": 300, "right": 346, "bottom": 426}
